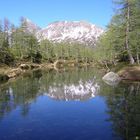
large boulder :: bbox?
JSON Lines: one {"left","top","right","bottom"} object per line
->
{"left": 102, "top": 72, "right": 121, "bottom": 86}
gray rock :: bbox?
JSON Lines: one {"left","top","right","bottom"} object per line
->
{"left": 102, "top": 72, "right": 121, "bottom": 86}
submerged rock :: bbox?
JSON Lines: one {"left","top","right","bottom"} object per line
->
{"left": 102, "top": 72, "right": 121, "bottom": 86}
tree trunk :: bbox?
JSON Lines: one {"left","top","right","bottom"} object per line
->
{"left": 125, "top": 1, "right": 135, "bottom": 64}
{"left": 136, "top": 53, "right": 140, "bottom": 64}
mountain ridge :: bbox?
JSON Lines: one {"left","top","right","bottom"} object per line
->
{"left": 24, "top": 18, "right": 104, "bottom": 46}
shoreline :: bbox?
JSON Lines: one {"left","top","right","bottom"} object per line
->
{"left": 0, "top": 60, "right": 95, "bottom": 84}
{"left": 0, "top": 60, "right": 140, "bottom": 85}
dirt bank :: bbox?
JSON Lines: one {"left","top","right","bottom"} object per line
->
{"left": 118, "top": 66, "right": 140, "bottom": 81}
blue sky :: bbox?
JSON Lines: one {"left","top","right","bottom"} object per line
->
{"left": 0, "top": 0, "right": 113, "bottom": 28}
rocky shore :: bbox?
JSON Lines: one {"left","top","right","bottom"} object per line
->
{"left": 102, "top": 66, "right": 140, "bottom": 86}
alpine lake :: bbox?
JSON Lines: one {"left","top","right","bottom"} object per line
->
{"left": 0, "top": 67, "right": 140, "bottom": 140}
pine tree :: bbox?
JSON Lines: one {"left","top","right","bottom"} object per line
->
{"left": 99, "top": 0, "right": 140, "bottom": 64}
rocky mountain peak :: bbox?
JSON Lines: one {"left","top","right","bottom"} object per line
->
{"left": 37, "top": 20, "right": 104, "bottom": 46}
{"left": 23, "top": 18, "right": 104, "bottom": 46}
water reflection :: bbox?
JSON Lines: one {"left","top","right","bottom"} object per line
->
{"left": 0, "top": 68, "right": 100, "bottom": 119}
{"left": 100, "top": 82, "right": 140, "bottom": 140}
{"left": 0, "top": 74, "right": 41, "bottom": 119}
{"left": 0, "top": 68, "right": 140, "bottom": 140}
{"left": 46, "top": 79, "right": 99, "bottom": 101}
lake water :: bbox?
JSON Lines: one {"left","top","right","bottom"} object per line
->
{"left": 0, "top": 68, "right": 140, "bottom": 140}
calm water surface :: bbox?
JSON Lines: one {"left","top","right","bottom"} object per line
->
{"left": 0, "top": 68, "right": 140, "bottom": 140}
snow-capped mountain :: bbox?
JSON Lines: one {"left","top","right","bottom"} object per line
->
{"left": 37, "top": 21, "right": 104, "bottom": 46}
{"left": 24, "top": 19, "right": 104, "bottom": 46}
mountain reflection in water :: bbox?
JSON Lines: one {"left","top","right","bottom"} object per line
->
{"left": 0, "top": 68, "right": 100, "bottom": 119}
{"left": 46, "top": 79, "right": 99, "bottom": 101}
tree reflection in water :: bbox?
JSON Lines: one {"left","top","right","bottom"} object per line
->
{"left": 100, "top": 82, "right": 140, "bottom": 140}
{"left": 0, "top": 70, "right": 41, "bottom": 120}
